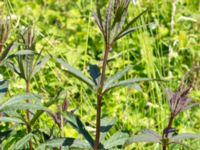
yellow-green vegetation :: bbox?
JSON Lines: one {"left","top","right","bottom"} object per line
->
{"left": 0, "top": 0, "right": 199, "bottom": 149}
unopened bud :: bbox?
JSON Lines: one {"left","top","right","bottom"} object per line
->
{"left": 22, "top": 26, "right": 35, "bottom": 49}
{"left": 0, "top": 17, "right": 10, "bottom": 52}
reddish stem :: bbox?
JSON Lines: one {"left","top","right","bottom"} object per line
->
{"left": 162, "top": 115, "right": 174, "bottom": 150}
{"left": 26, "top": 80, "right": 33, "bottom": 150}
{"left": 94, "top": 44, "right": 111, "bottom": 150}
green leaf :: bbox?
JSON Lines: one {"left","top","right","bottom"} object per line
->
{"left": 88, "top": 64, "right": 101, "bottom": 86}
{"left": 103, "top": 78, "right": 153, "bottom": 92}
{"left": 0, "top": 42, "right": 16, "bottom": 62}
{"left": 140, "top": 129, "right": 162, "bottom": 139}
{"left": 0, "top": 80, "right": 8, "bottom": 100}
{"left": 104, "top": 65, "right": 133, "bottom": 91}
{"left": 169, "top": 133, "right": 200, "bottom": 142}
{"left": 30, "top": 88, "right": 64, "bottom": 125}
{"left": 14, "top": 50, "right": 35, "bottom": 56}
{"left": 36, "top": 138, "right": 91, "bottom": 150}
{"left": 6, "top": 61, "right": 22, "bottom": 77}
{"left": 0, "top": 130, "right": 12, "bottom": 143}
{"left": 1, "top": 103, "right": 47, "bottom": 112}
{"left": 120, "top": 8, "right": 148, "bottom": 34}
{"left": 125, "top": 132, "right": 161, "bottom": 146}
{"left": 0, "top": 93, "right": 41, "bottom": 108}
{"left": 182, "top": 102, "right": 200, "bottom": 111}
{"left": 169, "top": 141, "right": 195, "bottom": 150}
{"left": 62, "top": 112, "right": 94, "bottom": 147}
{"left": 56, "top": 58, "right": 95, "bottom": 88}
{"left": 14, "top": 133, "right": 34, "bottom": 150}
{"left": 115, "top": 23, "right": 154, "bottom": 41}
{"left": 100, "top": 117, "right": 116, "bottom": 142}
{"left": 0, "top": 117, "right": 24, "bottom": 124}
{"left": 31, "top": 56, "right": 50, "bottom": 78}
{"left": 104, "top": 132, "right": 129, "bottom": 149}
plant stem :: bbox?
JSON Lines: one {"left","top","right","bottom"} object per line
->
{"left": 162, "top": 115, "right": 174, "bottom": 150}
{"left": 26, "top": 80, "right": 33, "bottom": 150}
{"left": 59, "top": 107, "right": 64, "bottom": 150}
{"left": 94, "top": 44, "right": 111, "bottom": 150}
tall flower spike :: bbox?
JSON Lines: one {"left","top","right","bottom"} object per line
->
{"left": 165, "top": 83, "right": 193, "bottom": 117}
{"left": 0, "top": 17, "right": 10, "bottom": 53}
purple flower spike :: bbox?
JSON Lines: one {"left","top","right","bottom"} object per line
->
{"left": 165, "top": 83, "right": 194, "bottom": 117}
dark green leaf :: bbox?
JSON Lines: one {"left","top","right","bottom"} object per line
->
{"left": 88, "top": 64, "right": 101, "bottom": 86}
{"left": 56, "top": 58, "right": 95, "bottom": 88}
{"left": 0, "top": 42, "right": 16, "bottom": 62}
{"left": 0, "top": 80, "right": 8, "bottom": 100}
{"left": 100, "top": 117, "right": 116, "bottom": 142}
{"left": 63, "top": 112, "right": 95, "bottom": 147}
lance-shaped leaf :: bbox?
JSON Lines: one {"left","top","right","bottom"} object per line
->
{"left": 125, "top": 130, "right": 161, "bottom": 146}
{"left": 104, "top": 65, "right": 133, "bottom": 91}
{"left": 118, "top": 8, "right": 148, "bottom": 35}
{"left": 14, "top": 50, "right": 35, "bottom": 56}
{"left": 62, "top": 112, "right": 95, "bottom": 147}
{"left": 105, "top": 0, "right": 114, "bottom": 43}
{"left": 0, "top": 42, "right": 16, "bottom": 62}
{"left": 103, "top": 77, "right": 153, "bottom": 92}
{"left": 31, "top": 55, "right": 50, "bottom": 78}
{"left": 169, "top": 141, "right": 195, "bottom": 150}
{"left": 36, "top": 138, "right": 91, "bottom": 150}
{"left": 169, "top": 133, "right": 200, "bottom": 142}
{"left": 0, "top": 117, "right": 24, "bottom": 124}
{"left": 140, "top": 129, "right": 162, "bottom": 140}
{"left": 112, "top": 8, "right": 148, "bottom": 42}
{"left": 56, "top": 58, "right": 95, "bottom": 88}
{"left": 103, "top": 131, "right": 129, "bottom": 149}
{"left": 181, "top": 102, "right": 200, "bottom": 111}
{"left": 0, "top": 103, "right": 47, "bottom": 112}
{"left": 6, "top": 61, "right": 22, "bottom": 77}
{"left": 114, "top": 23, "right": 154, "bottom": 41}
{"left": 14, "top": 133, "right": 35, "bottom": 150}
{"left": 0, "top": 93, "right": 40, "bottom": 107}
{"left": 100, "top": 117, "right": 116, "bottom": 142}
{"left": 0, "top": 80, "right": 8, "bottom": 100}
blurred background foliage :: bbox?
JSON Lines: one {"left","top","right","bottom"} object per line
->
{"left": 0, "top": 0, "right": 200, "bottom": 149}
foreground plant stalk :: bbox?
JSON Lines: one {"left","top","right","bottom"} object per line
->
{"left": 94, "top": 44, "right": 111, "bottom": 150}
{"left": 162, "top": 116, "right": 174, "bottom": 150}
{"left": 26, "top": 80, "right": 32, "bottom": 150}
